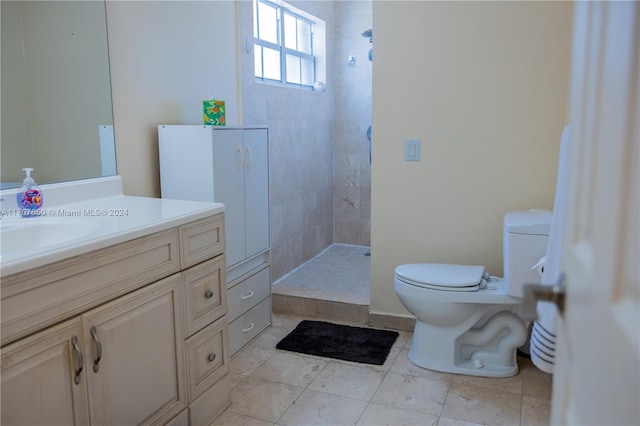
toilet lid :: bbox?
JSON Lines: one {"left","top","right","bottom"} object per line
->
{"left": 395, "top": 263, "right": 486, "bottom": 291}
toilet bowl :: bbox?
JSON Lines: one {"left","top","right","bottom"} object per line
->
{"left": 394, "top": 210, "right": 551, "bottom": 377}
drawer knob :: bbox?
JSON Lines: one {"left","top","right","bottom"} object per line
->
{"left": 207, "top": 353, "right": 216, "bottom": 362}
{"left": 205, "top": 290, "right": 214, "bottom": 299}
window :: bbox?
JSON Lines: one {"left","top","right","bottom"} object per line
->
{"left": 253, "top": 0, "right": 324, "bottom": 89}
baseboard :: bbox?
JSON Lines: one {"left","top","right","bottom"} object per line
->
{"left": 368, "top": 313, "right": 416, "bottom": 332}
{"left": 272, "top": 293, "right": 415, "bottom": 332}
{"left": 272, "top": 293, "right": 369, "bottom": 325}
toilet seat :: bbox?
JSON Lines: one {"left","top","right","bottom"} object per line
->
{"left": 394, "top": 263, "right": 486, "bottom": 292}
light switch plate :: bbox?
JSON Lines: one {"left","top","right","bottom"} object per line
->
{"left": 404, "top": 139, "right": 421, "bottom": 161}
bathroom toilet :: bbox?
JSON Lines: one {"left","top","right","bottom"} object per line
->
{"left": 394, "top": 210, "right": 551, "bottom": 377}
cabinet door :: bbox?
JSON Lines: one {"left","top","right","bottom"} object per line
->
{"left": 82, "top": 274, "right": 186, "bottom": 425}
{"left": 243, "top": 128, "right": 270, "bottom": 259}
{"left": 213, "top": 129, "right": 247, "bottom": 267}
{"left": 1, "top": 318, "right": 89, "bottom": 426}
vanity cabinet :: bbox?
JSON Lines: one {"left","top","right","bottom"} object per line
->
{"left": 1, "top": 214, "right": 230, "bottom": 425}
{"left": 158, "top": 125, "right": 272, "bottom": 355}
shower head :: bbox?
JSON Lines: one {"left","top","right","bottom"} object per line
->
{"left": 361, "top": 28, "right": 372, "bottom": 42}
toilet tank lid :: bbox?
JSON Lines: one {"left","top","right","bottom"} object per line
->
{"left": 395, "top": 264, "right": 486, "bottom": 287}
{"left": 504, "top": 209, "right": 552, "bottom": 235}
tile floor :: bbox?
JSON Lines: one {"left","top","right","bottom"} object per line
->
{"left": 272, "top": 244, "right": 371, "bottom": 306}
{"left": 243, "top": 244, "right": 553, "bottom": 425}
{"left": 215, "top": 313, "right": 553, "bottom": 426}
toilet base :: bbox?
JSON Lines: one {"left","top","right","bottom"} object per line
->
{"left": 407, "top": 312, "right": 526, "bottom": 378}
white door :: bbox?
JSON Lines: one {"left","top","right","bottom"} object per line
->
{"left": 214, "top": 129, "right": 247, "bottom": 267}
{"left": 243, "top": 128, "right": 270, "bottom": 259}
{"left": 552, "top": 1, "right": 639, "bottom": 424}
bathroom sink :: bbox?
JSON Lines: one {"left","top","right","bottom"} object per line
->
{"left": 1, "top": 217, "right": 101, "bottom": 254}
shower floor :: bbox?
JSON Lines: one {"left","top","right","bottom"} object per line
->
{"left": 272, "top": 244, "right": 370, "bottom": 306}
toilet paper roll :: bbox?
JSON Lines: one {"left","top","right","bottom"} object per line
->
{"left": 531, "top": 256, "right": 546, "bottom": 277}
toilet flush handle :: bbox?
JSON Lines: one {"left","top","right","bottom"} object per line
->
{"left": 524, "top": 273, "right": 566, "bottom": 316}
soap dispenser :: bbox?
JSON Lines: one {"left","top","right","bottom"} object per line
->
{"left": 16, "top": 167, "right": 43, "bottom": 217}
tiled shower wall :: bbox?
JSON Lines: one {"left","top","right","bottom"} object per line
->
{"left": 334, "top": 1, "right": 372, "bottom": 246}
{"left": 238, "top": 1, "right": 336, "bottom": 282}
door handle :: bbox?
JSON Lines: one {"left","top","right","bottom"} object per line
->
{"left": 71, "top": 335, "right": 84, "bottom": 385}
{"left": 524, "top": 273, "right": 566, "bottom": 315}
{"left": 235, "top": 146, "right": 244, "bottom": 171}
{"left": 90, "top": 325, "right": 102, "bottom": 373}
{"left": 245, "top": 147, "right": 253, "bottom": 170}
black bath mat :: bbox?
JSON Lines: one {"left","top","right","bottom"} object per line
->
{"left": 276, "top": 320, "right": 399, "bottom": 365}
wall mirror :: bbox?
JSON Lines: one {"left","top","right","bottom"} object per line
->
{"left": 1, "top": 0, "right": 115, "bottom": 189}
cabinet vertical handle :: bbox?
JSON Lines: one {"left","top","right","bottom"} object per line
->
{"left": 245, "top": 147, "right": 253, "bottom": 170}
{"left": 71, "top": 335, "right": 84, "bottom": 385}
{"left": 235, "top": 146, "right": 244, "bottom": 171}
{"left": 90, "top": 326, "right": 102, "bottom": 373}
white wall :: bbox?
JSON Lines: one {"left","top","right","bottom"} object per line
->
{"left": 106, "top": 0, "right": 239, "bottom": 197}
{"left": 370, "top": 1, "right": 574, "bottom": 317}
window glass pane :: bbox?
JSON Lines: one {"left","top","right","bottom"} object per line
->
{"left": 286, "top": 54, "right": 301, "bottom": 84}
{"left": 284, "top": 13, "right": 297, "bottom": 50}
{"left": 263, "top": 47, "right": 281, "bottom": 80}
{"left": 297, "top": 20, "right": 311, "bottom": 54}
{"left": 301, "top": 58, "right": 314, "bottom": 86}
{"left": 253, "top": 1, "right": 258, "bottom": 37}
{"left": 257, "top": 1, "right": 278, "bottom": 44}
{"left": 254, "top": 46, "right": 263, "bottom": 78}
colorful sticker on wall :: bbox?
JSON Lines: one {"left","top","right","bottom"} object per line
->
{"left": 203, "top": 100, "right": 226, "bottom": 126}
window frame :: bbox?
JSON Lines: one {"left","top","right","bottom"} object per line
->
{"left": 254, "top": 0, "right": 317, "bottom": 89}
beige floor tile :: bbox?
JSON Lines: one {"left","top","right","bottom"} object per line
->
{"left": 251, "top": 325, "right": 294, "bottom": 350}
{"left": 390, "top": 349, "right": 455, "bottom": 383}
{"left": 230, "top": 344, "right": 276, "bottom": 376}
{"left": 520, "top": 358, "right": 553, "bottom": 400}
{"left": 213, "top": 410, "right": 275, "bottom": 426}
{"left": 271, "top": 314, "right": 306, "bottom": 330}
{"left": 371, "top": 372, "right": 450, "bottom": 417}
{"left": 441, "top": 383, "right": 522, "bottom": 425}
{"left": 229, "top": 370, "right": 248, "bottom": 390}
{"left": 451, "top": 371, "right": 523, "bottom": 395}
{"left": 308, "top": 362, "right": 386, "bottom": 401}
{"left": 436, "top": 417, "right": 485, "bottom": 426}
{"left": 251, "top": 351, "right": 328, "bottom": 387}
{"left": 278, "top": 389, "right": 368, "bottom": 426}
{"left": 356, "top": 402, "right": 438, "bottom": 426}
{"left": 521, "top": 395, "right": 551, "bottom": 426}
{"left": 229, "top": 377, "right": 304, "bottom": 423}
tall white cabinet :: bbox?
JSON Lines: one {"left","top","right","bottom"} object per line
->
{"left": 159, "top": 126, "right": 271, "bottom": 355}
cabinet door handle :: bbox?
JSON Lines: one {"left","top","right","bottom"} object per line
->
{"left": 71, "top": 335, "right": 84, "bottom": 385}
{"left": 240, "top": 291, "right": 254, "bottom": 300}
{"left": 241, "top": 322, "right": 255, "bottom": 333}
{"left": 90, "top": 326, "right": 102, "bottom": 373}
{"left": 245, "top": 147, "right": 253, "bottom": 170}
{"left": 235, "top": 146, "right": 244, "bottom": 171}
{"left": 205, "top": 290, "right": 214, "bottom": 299}
{"left": 207, "top": 353, "right": 217, "bottom": 362}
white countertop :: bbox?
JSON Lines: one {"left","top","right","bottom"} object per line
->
{"left": 0, "top": 177, "right": 224, "bottom": 276}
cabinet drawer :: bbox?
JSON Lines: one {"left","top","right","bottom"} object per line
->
{"left": 227, "top": 266, "right": 270, "bottom": 322}
{"left": 1, "top": 229, "right": 180, "bottom": 346}
{"left": 183, "top": 257, "right": 227, "bottom": 337}
{"left": 179, "top": 215, "right": 225, "bottom": 269}
{"left": 189, "top": 374, "right": 230, "bottom": 426}
{"left": 228, "top": 297, "right": 271, "bottom": 355}
{"left": 185, "top": 316, "right": 229, "bottom": 401}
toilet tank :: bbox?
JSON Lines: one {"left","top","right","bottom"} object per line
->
{"left": 503, "top": 209, "right": 552, "bottom": 297}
